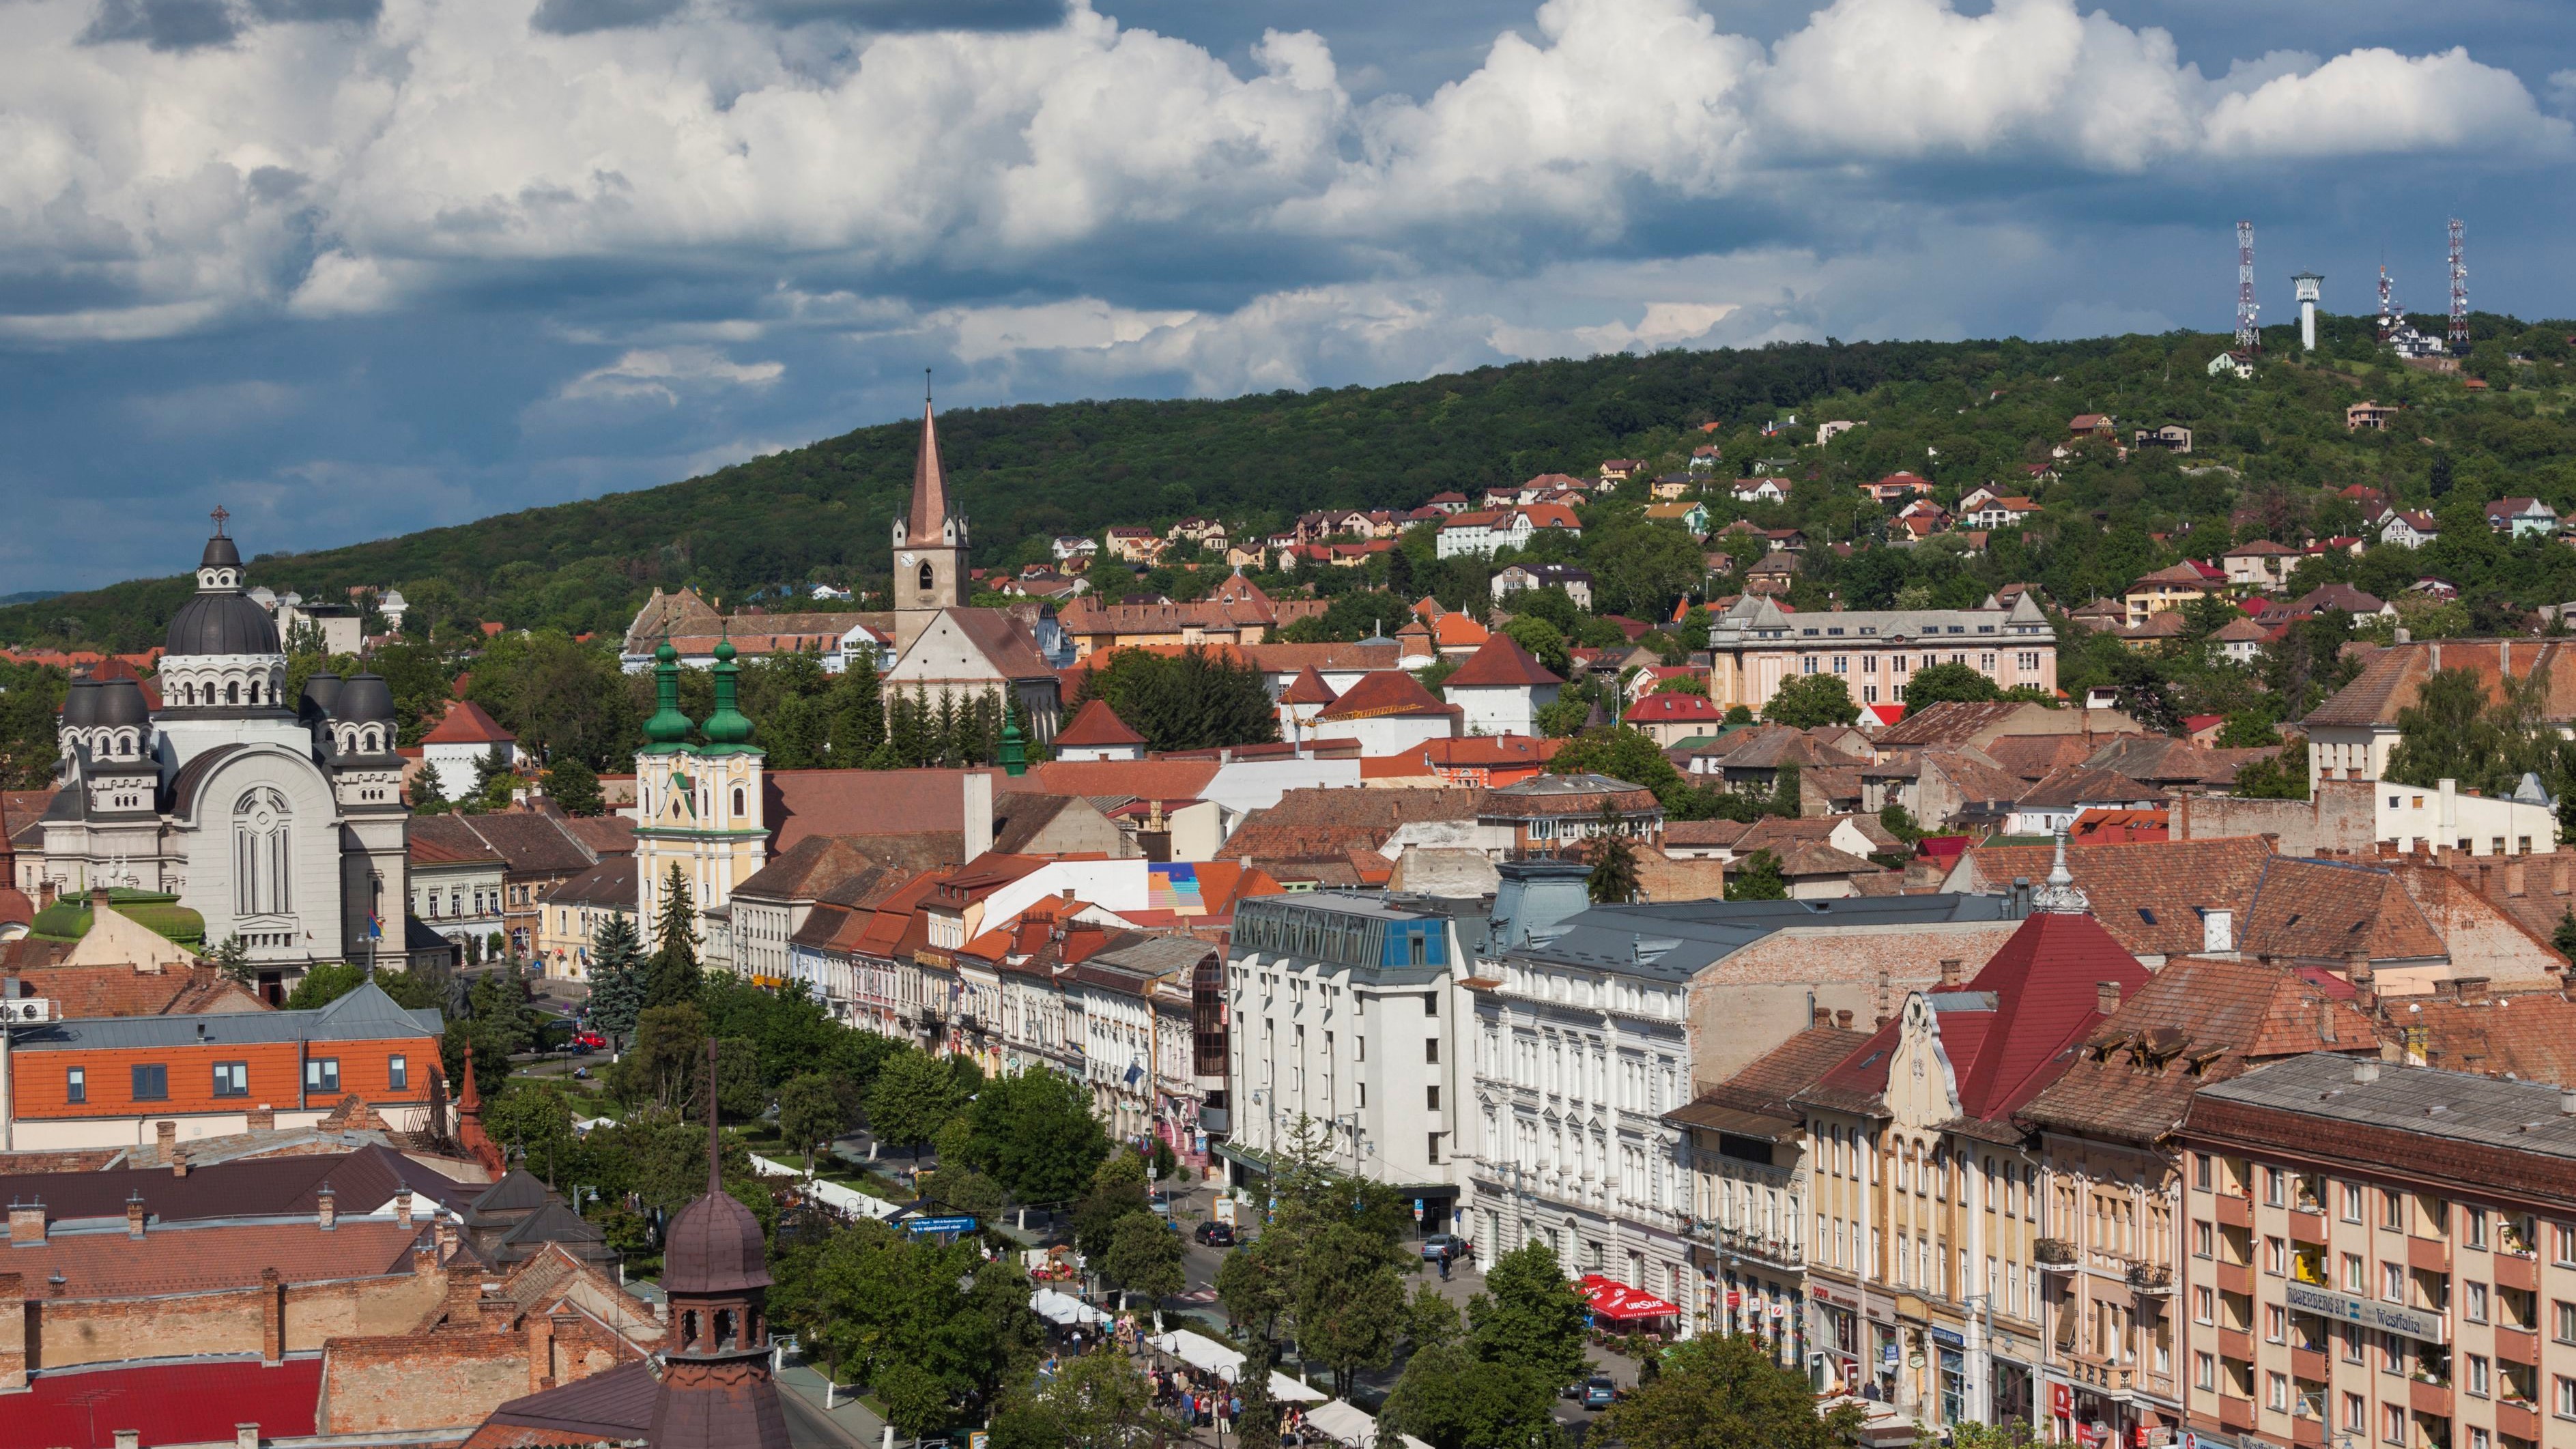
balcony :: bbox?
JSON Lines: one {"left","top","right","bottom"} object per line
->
{"left": 2289, "top": 1207, "right": 2328, "bottom": 1246}
{"left": 2495, "top": 1398, "right": 2542, "bottom": 1442}
{"left": 1716, "top": 1224, "right": 1805, "bottom": 1269}
{"left": 2126, "top": 1261, "right": 2175, "bottom": 1295}
{"left": 2215, "top": 1259, "right": 2255, "bottom": 1297}
{"left": 2495, "top": 1325, "right": 2540, "bottom": 1366}
{"left": 2218, "top": 1328, "right": 2253, "bottom": 1362}
{"left": 2292, "top": 1347, "right": 2330, "bottom": 1383}
{"left": 2407, "top": 1235, "right": 2452, "bottom": 1274}
{"left": 2406, "top": 1377, "right": 2451, "bottom": 1418}
{"left": 2218, "top": 1396, "right": 2257, "bottom": 1433}
{"left": 2063, "top": 1355, "right": 2134, "bottom": 1396}
{"left": 2037, "top": 1237, "right": 2080, "bottom": 1272}
{"left": 2494, "top": 1250, "right": 2540, "bottom": 1292}
{"left": 2214, "top": 1194, "right": 2254, "bottom": 1229}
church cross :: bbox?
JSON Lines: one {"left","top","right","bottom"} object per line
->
{"left": 210, "top": 504, "right": 229, "bottom": 536}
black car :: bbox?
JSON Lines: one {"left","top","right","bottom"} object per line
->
{"left": 1194, "top": 1220, "right": 1236, "bottom": 1247}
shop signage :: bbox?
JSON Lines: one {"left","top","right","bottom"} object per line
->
{"left": 1767, "top": 1302, "right": 1786, "bottom": 1319}
{"left": 905, "top": 1215, "right": 978, "bottom": 1234}
{"left": 1929, "top": 1326, "right": 1964, "bottom": 1349}
{"left": 1727, "top": 1290, "right": 1742, "bottom": 1308}
{"left": 1881, "top": 1344, "right": 1899, "bottom": 1366}
{"left": 2049, "top": 1383, "right": 2073, "bottom": 1418}
{"left": 1808, "top": 1282, "right": 1850, "bottom": 1308}
{"left": 2282, "top": 1281, "right": 2447, "bottom": 1343}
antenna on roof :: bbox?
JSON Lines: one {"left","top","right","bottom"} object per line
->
{"left": 926, "top": 367, "right": 934, "bottom": 406}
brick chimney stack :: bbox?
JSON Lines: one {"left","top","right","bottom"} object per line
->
{"left": 126, "top": 1193, "right": 145, "bottom": 1239}
{"left": 317, "top": 1185, "right": 337, "bottom": 1232}
{"left": 2096, "top": 981, "right": 2122, "bottom": 1016}
{"left": 6, "top": 1201, "right": 44, "bottom": 1246}
{"left": 1937, "top": 958, "right": 1962, "bottom": 989}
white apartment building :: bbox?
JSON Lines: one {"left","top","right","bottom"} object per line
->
{"left": 1224, "top": 892, "right": 1472, "bottom": 1234}
{"left": 1461, "top": 860, "right": 1699, "bottom": 1318}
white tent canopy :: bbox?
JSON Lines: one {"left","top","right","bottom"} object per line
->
{"left": 1300, "top": 1401, "right": 1429, "bottom": 1449}
{"left": 1030, "top": 1289, "right": 1113, "bottom": 1326}
{"left": 1145, "top": 1330, "right": 1326, "bottom": 1402}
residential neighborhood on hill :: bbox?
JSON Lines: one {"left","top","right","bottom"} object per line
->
{"left": 16, "top": 316, "right": 2576, "bottom": 1449}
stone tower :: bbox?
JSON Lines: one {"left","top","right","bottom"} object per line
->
{"left": 646, "top": 1039, "right": 792, "bottom": 1449}
{"left": 891, "top": 398, "right": 964, "bottom": 655}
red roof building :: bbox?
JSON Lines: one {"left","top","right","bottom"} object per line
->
{"left": 1052, "top": 698, "right": 1147, "bottom": 762}
{"left": 1622, "top": 690, "right": 1726, "bottom": 745}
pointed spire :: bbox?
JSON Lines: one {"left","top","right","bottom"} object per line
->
{"left": 702, "top": 621, "right": 756, "bottom": 749}
{"left": 2033, "top": 827, "right": 2089, "bottom": 915}
{"left": 705, "top": 1037, "right": 722, "bottom": 1196}
{"left": 906, "top": 392, "right": 951, "bottom": 547}
{"left": 644, "top": 626, "right": 693, "bottom": 749}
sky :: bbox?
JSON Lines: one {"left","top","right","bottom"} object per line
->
{"left": 5, "top": 0, "right": 2576, "bottom": 592}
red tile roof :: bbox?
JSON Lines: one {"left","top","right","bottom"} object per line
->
{"left": 1053, "top": 698, "right": 1147, "bottom": 748}
{"left": 1442, "top": 633, "right": 1562, "bottom": 689}
{"left": 1279, "top": 665, "right": 1339, "bottom": 704}
{"left": 423, "top": 699, "right": 516, "bottom": 745}
{"left": 1317, "top": 670, "right": 1456, "bottom": 721}
{"left": 1624, "top": 693, "right": 1724, "bottom": 726}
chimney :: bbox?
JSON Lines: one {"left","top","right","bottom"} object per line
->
{"left": 7, "top": 1201, "right": 44, "bottom": 1245}
{"left": 1812, "top": 1004, "right": 1832, "bottom": 1029}
{"left": 154, "top": 1120, "right": 177, "bottom": 1166}
{"left": 317, "top": 1185, "right": 336, "bottom": 1231}
{"left": 2556, "top": 855, "right": 2571, "bottom": 898}
{"left": 2560, "top": 1089, "right": 2576, "bottom": 1117}
{"left": 114, "top": 1432, "right": 139, "bottom": 1449}
{"left": 89, "top": 885, "right": 111, "bottom": 917}
{"left": 1835, "top": 1009, "right": 1854, "bottom": 1030}
{"left": 961, "top": 771, "right": 994, "bottom": 863}
{"left": 2353, "top": 1060, "right": 2381, "bottom": 1084}
{"left": 395, "top": 1191, "right": 414, "bottom": 1229}
{"left": 247, "top": 1104, "right": 274, "bottom": 1132}
{"left": 414, "top": 1245, "right": 439, "bottom": 1278}
{"left": 2202, "top": 908, "right": 2234, "bottom": 956}
{"left": 37, "top": 880, "right": 55, "bottom": 908}
{"left": 2431, "top": 977, "right": 2459, "bottom": 1001}
{"left": 2508, "top": 859, "right": 2528, "bottom": 898}
{"left": 2347, "top": 950, "right": 2376, "bottom": 1009}
{"left": 1875, "top": 965, "right": 1893, "bottom": 1028}
{"left": 2458, "top": 977, "right": 2491, "bottom": 1005}
{"left": 259, "top": 1267, "right": 283, "bottom": 1365}
{"left": 126, "top": 1194, "right": 145, "bottom": 1239}
{"left": 236, "top": 1426, "right": 261, "bottom": 1449}
{"left": 2096, "top": 981, "right": 2122, "bottom": 1016}
{"left": 1937, "top": 958, "right": 1962, "bottom": 989}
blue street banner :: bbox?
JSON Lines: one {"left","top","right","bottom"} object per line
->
{"left": 905, "top": 1216, "right": 977, "bottom": 1234}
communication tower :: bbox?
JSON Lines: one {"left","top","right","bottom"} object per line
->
{"left": 2377, "top": 263, "right": 2395, "bottom": 339}
{"left": 2235, "top": 222, "right": 2259, "bottom": 354}
{"left": 2448, "top": 218, "right": 2470, "bottom": 354}
{"left": 2293, "top": 272, "right": 2322, "bottom": 353}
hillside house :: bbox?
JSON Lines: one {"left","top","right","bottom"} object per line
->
{"left": 1859, "top": 472, "right": 1934, "bottom": 504}
{"left": 2220, "top": 539, "right": 2302, "bottom": 590}
{"left": 2486, "top": 497, "right": 2559, "bottom": 538}
{"left": 1730, "top": 478, "right": 1788, "bottom": 504}
{"left": 1644, "top": 501, "right": 1711, "bottom": 536}
{"left": 2347, "top": 401, "right": 2399, "bottom": 431}
{"left": 2381, "top": 510, "right": 2441, "bottom": 549}
{"left": 1491, "top": 563, "right": 1594, "bottom": 611}
{"left": 2132, "top": 423, "right": 2192, "bottom": 452}
{"left": 2122, "top": 561, "right": 2221, "bottom": 626}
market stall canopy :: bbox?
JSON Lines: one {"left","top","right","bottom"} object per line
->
{"left": 1302, "top": 1398, "right": 1427, "bottom": 1449}
{"left": 1580, "top": 1274, "right": 1680, "bottom": 1322}
{"left": 1145, "top": 1330, "right": 1326, "bottom": 1401}
{"left": 1030, "top": 1288, "right": 1112, "bottom": 1325}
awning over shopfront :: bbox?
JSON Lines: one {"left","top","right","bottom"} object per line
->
{"left": 1145, "top": 1329, "right": 1328, "bottom": 1402}
{"left": 1582, "top": 1274, "right": 1681, "bottom": 1323}
{"left": 1029, "top": 1289, "right": 1112, "bottom": 1325}
{"left": 1303, "top": 1398, "right": 1434, "bottom": 1449}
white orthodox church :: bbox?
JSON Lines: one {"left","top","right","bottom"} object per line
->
{"left": 33, "top": 515, "right": 410, "bottom": 988}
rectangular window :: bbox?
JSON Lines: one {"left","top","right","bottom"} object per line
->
{"left": 1426, "top": 1133, "right": 1442, "bottom": 1165}
{"left": 306, "top": 1058, "right": 341, "bottom": 1094}
{"left": 2266, "top": 1236, "right": 2287, "bottom": 1275}
{"left": 66, "top": 1066, "right": 85, "bottom": 1104}
{"left": 2384, "top": 1190, "right": 2405, "bottom": 1230}
{"left": 2194, "top": 1352, "right": 2214, "bottom": 1391}
{"left": 2342, "top": 1182, "right": 2364, "bottom": 1222}
{"left": 2467, "top": 1354, "right": 2489, "bottom": 1397}
{"left": 2343, "top": 1392, "right": 2364, "bottom": 1430}
{"left": 2466, "top": 1281, "right": 2488, "bottom": 1323}
{"left": 2195, "top": 1221, "right": 2215, "bottom": 1258}
{"left": 2343, "top": 1253, "right": 2364, "bottom": 1292}
{"left": 2384, "top": 1261, "right": 2405, "bottom": 1302}
{"left": 212, "top": 1061, "right": 248, "bottom": 1097}
{"left": 2265, "top": 1304, "right": 2286, "bottom": 1343}
{"left": 2559, "top": 1375, "right": 2576, "bottom": 1418}
{"left": 389, "top": 1055, "right": 408, "bottom": 1091}
{"left": 2556, "top": 1300, "right": 2576, "bottom": 1343}
{"left": 2384, "top": 1404, "right": 2405, "bottom": 1444}
{"left": 2195, "top": 1153, "right": 2212, "bottom": 1190}
{"left": 1427, "top": 1085, "right": 1440, "bottom": 1111}
{"left": 2265, "top": 1168, "right": 2285, "bottom": 1206}
{"left": 1425, "top": 1037, "right": 1439, "bottom": 1063}
{"left": 2194, "top": 1287, "right": 2214, "bottom": 1324}
{"left": 131, "top": 1063, "right": 168, "bottom": 1101}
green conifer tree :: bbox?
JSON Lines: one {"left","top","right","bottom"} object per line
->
{"left": 644, "top": 863, "right": 702, "bottom": 1008}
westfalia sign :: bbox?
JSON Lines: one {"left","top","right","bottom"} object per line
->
{"left": 2282, "top": 1282, "right": 2446, "bottom": 1343}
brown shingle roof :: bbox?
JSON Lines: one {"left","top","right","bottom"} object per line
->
{"left": 1442, "top": 633, "right": 1563, "bottom": 689}
{"left": 1217, "top": 787, "right": 1480, "bottom": 863}
{"left": 1874, "top": 701, "right": 2031, "bottom": 749}
{"left": 1956, "top": 837, "right": 2277, "bottom": 960}
{"left": 1317, "top": 670, "right": 1456, "bottom": 721}
{"left": 1053, "top": 699, "right": 1147, "bottom": 748}
{"left": 2013, "top": 766, "right": 2160, "bottom": 811}
{"left": 1668, "top": 1024, "right": 1871, "bottom": 1136}
{"left": 2306, "top": 639, "right": 2576, "bottom": 730}
{"left": 2401, "top": 991, "right": 2576, "bottom": 1084}
{"left": 2019, "top": 956, "right": 2380, "bottom": 1142}
{"left": 3, "top": 1218, "right": 419, "bottom": 1300}
{"left": 2237, "top": 855, "right": 2448, "bottom": 962}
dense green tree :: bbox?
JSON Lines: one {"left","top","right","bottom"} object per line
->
{"left": 584, "top": 913, "right": 648, "bottom": 1052}
{"left": 825, "top": 653, "right": 886, "bottom": 764}
{"left": 956, "top": 1064, "right": 1112, "bottom": 1204}
{"left": 1070, "top": 646, "right": 1280, "bottom": 751}
{"left": 1762, "top": 674, "right": 1859, "bottom": 728}
{"left": 644, "top": 865, "right": 702, "bottom": 1008}
{"left": 2231, "top": 739, "right": 2312, "bottom": 799}
{"left": 778, "top": 1071, "right": 859, "bottom": 1176}
{"left": 1500, "top": 616, "right": 1572, "bottom": 675}
{"left": 467, "top": 629, "right": 638, "bottom": 770}
{"left": 1902, "top": 659, "right": 2003, "bottom": 708}
{"left": 541, "top": 754, "right": 604, "bottom": 815}
{"left": 614, "top": 1003, "right": 712, "bottom": 1110}
{"left": 1586, "top": 804, "right": 1641, "bottom": 903}
{"left": 1592, "top": 1332, "right": 1864, "bottom": 1449}
{"left": 1104, "top": 1211, "right": 1187, "bottom": 1324}
{"left": 1378, "top": 1343, "right": 1561, "bottom": 1449}
{"left": 1726, "top": 848, "right": 1790, "bottom": 901}
{"left": 0, "top": 661, "right": 69, "bottom": 789}
{"left": 1467, "top": 1242, "right": 1592, "bottom": 1386}
{"left": 865, "top": 1048, "right": 963, "bottom": 1155}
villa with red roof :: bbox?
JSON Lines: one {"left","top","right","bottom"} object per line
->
{"left": 420, "top": 698, "right": 518, "bottom": 802}
{"left": 1622, "top": 689, "right": 1726, "bottom": 746}
{"left": 1053, "top": 698, "right": 1149, "bottom": 762}
{"left": 1315, "top": 671, "right": 1461, "bottom": 756}
{"left": 1441, "top": 633, "right": 1563, "bottom": 737}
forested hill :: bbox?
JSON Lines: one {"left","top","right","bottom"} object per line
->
{"left": 8, "top": 308, "right": 2573, "bottom": 652}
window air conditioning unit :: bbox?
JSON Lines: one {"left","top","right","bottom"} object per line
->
{"left": 6, "top": 999, "right": 56, "bottom": 1024}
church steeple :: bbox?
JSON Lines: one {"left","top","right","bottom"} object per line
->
{"left": 891, "top": 379, "right": 966, "bottom": 655}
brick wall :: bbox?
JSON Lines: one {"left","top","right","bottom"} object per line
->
{"left": 24, "top": 1266, "right": 449, "bottom": 1372}
{"left": 319, "top": 1330, "right": 536, "bottom": 1433}
{"left": 2173, "top": 780, "right": 2376, "bottom": 856}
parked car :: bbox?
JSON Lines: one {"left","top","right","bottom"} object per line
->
{"left": 573, "top": 1031, "right": 606, "bottom": 1050}
{"left": 1194, "top": 1220, "right": 1235, "bottom": 1247}
{"left": 1581, "top": 1376, "right": 1616, "bottom": 1410}
{"left": 1418, "top": 1233, "right": 1470, "bottom": 1264}
{"left": 1147, "top": 1192, "right": 1175, "bottom": 1218}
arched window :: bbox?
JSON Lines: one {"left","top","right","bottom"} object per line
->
{"left": 225, "top": 680, "right": 239, "bottom": 705}
{"left": 731, "top": 786, "right": 745, "bottom": 816}
{"left": 233, "top": 788, "right": 292, "bottom": 917}
{"left": 917, "top": 561, "right": 934, "bottom": 594}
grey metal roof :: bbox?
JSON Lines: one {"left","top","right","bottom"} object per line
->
{"left": 1087, "top": 934, "right": 1218, "bottom": 977}
{"left": 1499, "top": 893, "right": 2020, "bottom": 984}
{"left": 10, "top": 981, "right": 441, "bottom": 1051}
{"left": 2195, "top": 1052, "right": 2576, "bottom": 1162}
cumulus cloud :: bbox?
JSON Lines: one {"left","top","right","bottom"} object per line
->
{"left": 0, "top": 0, "right": 2561, "bottom": 347}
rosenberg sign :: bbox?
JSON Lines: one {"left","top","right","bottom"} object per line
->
{"left": 2282, "top": 1282, "right": 2446, "bottom": 1343}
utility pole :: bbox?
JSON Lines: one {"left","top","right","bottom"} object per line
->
{"left": 2235, "top": 221, "right": 2260, "bottom": 354}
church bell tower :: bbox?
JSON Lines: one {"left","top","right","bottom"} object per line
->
{"left": 891, "top": 390, "right": 964, "bottom": 655}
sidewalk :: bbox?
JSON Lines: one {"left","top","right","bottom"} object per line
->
{"left": 774, "top": 1355, "right": 891, "bottom": 1448}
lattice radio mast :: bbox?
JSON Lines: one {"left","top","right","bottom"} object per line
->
{"left": 2235, "top": 221, "right": 2260, "bottom": 354}
{"left": 2448, "top": 218, "right": 2470, "bottom": 354}
{"left": 2377, "top": 261, "right": 2394, "bottom": 340}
